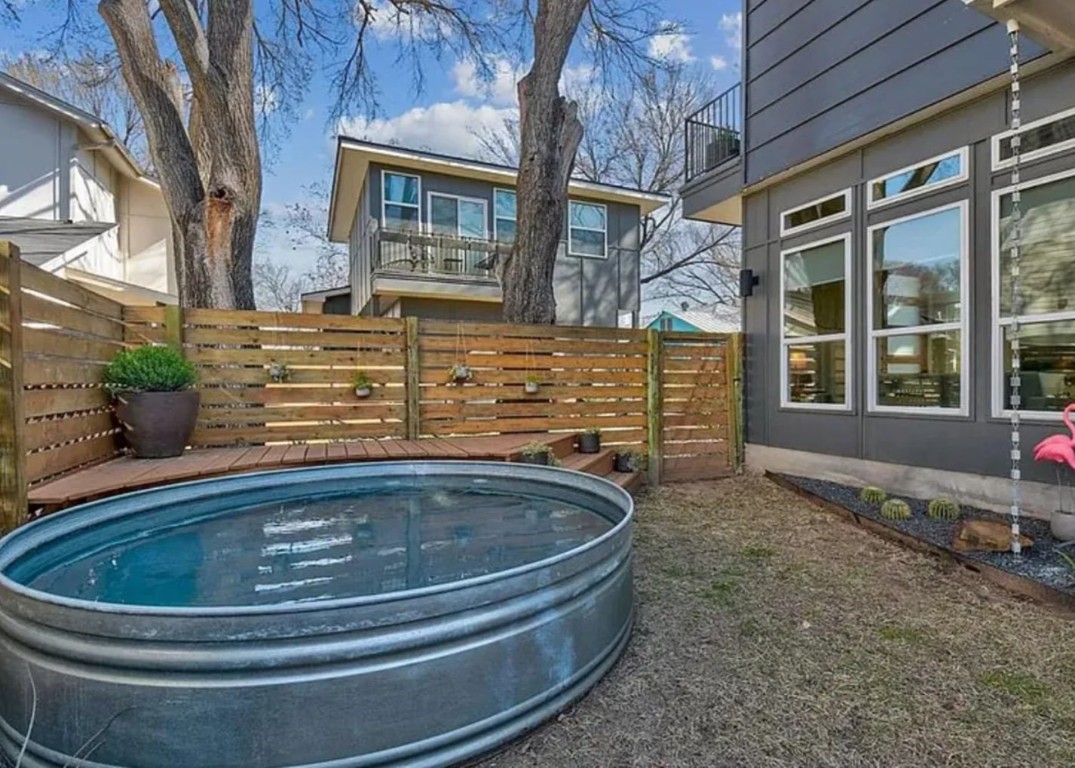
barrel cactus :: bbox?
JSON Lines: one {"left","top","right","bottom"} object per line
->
{"left": 927, "top": 498, "right": 961, "bottom": 521}
{"left": 859, "top": 486, "right": 887, "bottom": 504}
{"left": 880, "top": 499, "right": 912, "bottom": 521}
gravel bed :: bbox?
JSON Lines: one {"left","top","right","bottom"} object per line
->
{"left": 781, "top": 474, "right": 1075, "bottom": 594}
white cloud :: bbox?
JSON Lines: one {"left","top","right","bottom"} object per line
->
{"left": 721, "top": 12, "right": 743, "bottom": 51}
{"left": 452, "top": 57, "right": 525, "bottom": 107}
{"left": 337, "top": 100, "right": 517, "bottom": 160}
{"left": 648, "top": 22, "right": 694, "bottom": 64}
{"left": 710, "top": 55, "right": 728, "bottom": 72}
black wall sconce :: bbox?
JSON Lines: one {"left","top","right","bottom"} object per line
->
{"left": 739, "top": 269, "right": 760, "bottom": 298}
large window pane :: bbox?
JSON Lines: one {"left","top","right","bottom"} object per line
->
{"left": 384, "top": 204, "right": 419, "bottom": 231}
{"left": 787, "top": 340, "right": 846, "bottom": 406}
{"left": 871, "top": 152, "right": 963, "bottom": 203}
{"left": 429, "top": 195, "right": 458, "bottom": 235}
{"left": 872, "top": 206, "right": 962, "bottom": 329}
{"left": 384, "top": 173, "right": 419, "bottom": 205}
{"left": 496, "top": 219, "right": 516, "bottom": 244}
{"left": 570, "top": 201, "right": 606, "bottom": 230}
{"left": 570, "top": 229, "right": 605, "bottom": 257}
{"left": 999, "top": 113, "right": 1075, "bottom": 162}
{"left": 875, "top": 330, "right": 961, "bottom": 408}
{"left": 1002, "top": 320, "right": 1075, "bottom": 412}
{"left": 783, "top": 192, "right": 847, "bottom": 232}
{"left": 783, "top": 239, "right": 846, "bottom": 337}
{"left": 495, "top": 189, "right": 517, "bottom": 219}
{"left": 998, "top": 175, "right": 1075, "bottom": 317}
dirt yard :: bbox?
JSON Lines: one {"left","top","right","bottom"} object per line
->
{"left": 475, "top": 475, "right": 1075, "bottom": 768}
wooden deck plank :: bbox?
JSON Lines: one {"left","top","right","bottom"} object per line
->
{"left": 325, "top": 443, "right": 349, "bottom": 461}
{"left": 363, "top": 440, "right": 389, "bottom": 458}
{"left": 230, "top": 445, "right": 272, "bottom": 470}
{"left": 282, "top": 444, "right": 309, "bottom": 464}
{"left": 305, "top": 444, "right": 327, "bottom": 462}
{"left": 259, "top": 445, "right": 291, "bottom": 467}
{"left": 424, "top": 438, "right": 469, "bottom": 458}
{"left": 379, "top": 440, "right": 410, "bottom": 458}
{"left": 344, "top": 441, "right": 369, "bottom": 459}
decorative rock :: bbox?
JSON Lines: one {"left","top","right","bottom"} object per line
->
{"left": 952, "top": 519, "right": 1033, "bottom": 553}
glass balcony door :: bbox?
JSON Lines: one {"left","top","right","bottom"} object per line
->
{"left": 429, "top": 193, "right": 488, "bottom": 275}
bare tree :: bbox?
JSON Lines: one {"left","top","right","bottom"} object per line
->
{"left": 253, "top": 259, "right": 306, "bottom": 311}
{"left": 478, "top": 62, "right": 741, "bottom": 310}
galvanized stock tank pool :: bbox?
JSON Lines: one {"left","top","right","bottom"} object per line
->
{"left": 0, "top": 462, "right": 634, "bottom": 768}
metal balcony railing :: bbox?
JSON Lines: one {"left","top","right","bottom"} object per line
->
{"left": 372, "top": 226, "right": 510, "bottom": 281}
{"left": 685, "top": 83, "right": 742, "bottom": 183}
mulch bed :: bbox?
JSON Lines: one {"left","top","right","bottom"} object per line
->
{"left": 774, "top": 473, "right": 1075, "bottom": 599}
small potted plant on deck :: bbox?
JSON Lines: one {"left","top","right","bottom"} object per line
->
{"left": 524, "top": 374, "right": 541, "bottom": 395}
{"left": 613, "top": 449, "right": 643, "bottom": 473}
{"left": 519, "top": 441, "right": 557, "bottom": 466}
{"left": 103, "top": 345, "right": 199, "bottom": 459}
{"left": 578, "top": 427, "right": 602, "bottom": 454}
{"left": 353, "top": 370, "right": 373, "bottom": 399}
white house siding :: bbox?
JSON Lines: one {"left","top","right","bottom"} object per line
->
{"left": 0, "top": 95, "right": 63, "bottom": 220}
{"left": 121, "top": 178, "right": 175, "bottom": 295}
{"left": 63, "top": 139, "right": 122, "bottom": 281}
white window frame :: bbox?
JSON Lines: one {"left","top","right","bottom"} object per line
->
{"left": 866, "top": 200, "right": 970, "bottom": 416}
{"left": 493, "top": 187, "right": 516, "bottom": 243}
{"left": 779, "top": 188, "right": 852, "bottom": 238}
{"left": 426, "top": 191, "right": 489, "bottom": 238}
{"left": 381, "top": 170, "right": 421, "bottom": 229}
{"left": 991, "top": 106, "right": 1075, "bottom": 171}
{"left": 779, "top": 232, "right": 853, "bottom": 412}
{"left": 991, "top": 166, "right": 1075, "bottom": 421}
{"left": 866, "top": 147, "right": 969, "bottom": 210}
{"left": 568, "top": 200, "right": 608, "bottom": 258}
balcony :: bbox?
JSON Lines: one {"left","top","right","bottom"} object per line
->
{"left": 685, "top": 83, "right": 742, "bottom": 183}
{"left": 680, "top": 83, "right": 744, "bottom": 226}
{"left": 370, "top": 225, "right": 508, "bottom": 302}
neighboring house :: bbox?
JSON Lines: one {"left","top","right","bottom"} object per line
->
{"left": 300, "top": 285, "right": 352, "bottom": 315}
{"left": 326, "top": 138, "right": 669, "bottom": 327}
{"left": 646, "top": 305, "right": 741, "bottom": 334}
{"left": 680, "top": 0, "right": 1075, "bottom": 511}
{"left": 0, "top": 72, "right": 176, "bottom": 304}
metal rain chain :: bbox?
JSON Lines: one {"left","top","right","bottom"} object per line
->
{"left": 1008, "top": 20, "right": 1024, "bottom": 555}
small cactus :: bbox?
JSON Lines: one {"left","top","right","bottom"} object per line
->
{"left": 927, "top": 498, "right": 961, "bottom": 521}
{"left": 880, "top": 499, "right": 912, "bottom": 521}
{"left": 859, "top": 486, "right": 887, "bottom": 504}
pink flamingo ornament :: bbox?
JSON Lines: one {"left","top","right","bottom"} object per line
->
{"left": 1032, "top": 403, "right": 1075, "bottom": 471}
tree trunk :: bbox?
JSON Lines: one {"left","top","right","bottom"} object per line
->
{"left": 499, "top": 0, "right": 588, "bottom": 325}
{"left": 99, "top": 0, "right": 259, "bottom": 309}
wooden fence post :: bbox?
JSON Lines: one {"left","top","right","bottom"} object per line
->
{"left": 405, "top": 316, "right": 420, "bottom": 440}
{"left": 0, "top": 242, "right": 27, "bottom": 532}
{"left": 163, "top": 305, "right": 185, "bottom": 350}
{"left": 646, "top": 329, "right": 663, "bottom": 485}
{"left": 726, "top": 333, "right": 743, "bottom": 472}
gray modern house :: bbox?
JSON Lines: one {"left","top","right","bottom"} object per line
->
{"left": 682, "top": 0, "right": 1075, "bottom": 513}
{"left": 326, "top": 138, "right": 668, "bottom": 326}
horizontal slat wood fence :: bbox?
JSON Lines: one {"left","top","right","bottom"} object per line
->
{"left": 0, "top": 240, "right": 741, "bottom": 529}
{"left": 0, "top": 245, "right": 124, "bottom": 527}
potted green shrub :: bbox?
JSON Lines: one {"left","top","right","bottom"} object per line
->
{"left": 519, "top": 441, "right": 556, "bottom": 466}
{"left": 578, "top": 427, "right": 601, "bottom": 454}
{"left": 524, "top": 374, "right": 541, "bottom": 395}
{"left": 353, "top": 370, "right": 373, "bottom": 399}
{"left": 103, "top": 345, "right": 199, "bottom": 458}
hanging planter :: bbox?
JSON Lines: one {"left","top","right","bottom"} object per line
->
{"left": 524, "top": 375, "right": 541, "bottom": 395}
{"left": 449, "top": 363, "right": 472, "bottom": 384}
{"left": 268, "top": 361, "right": 291, "bottom": 383}
{"left": 353, "top": 370, "right": 373, "bottom": 399}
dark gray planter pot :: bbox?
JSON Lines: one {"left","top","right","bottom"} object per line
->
{"left": 519, "top": 452, "right": 551, "bottom": 466}
{"left": 614, "top": 453, "right": 635, "bottom": 473}
{"left": 578, "top": 433, "right": 601, "bottom": 454}
{"left": 115, "top": 390, "right": 199, "bottom": 458}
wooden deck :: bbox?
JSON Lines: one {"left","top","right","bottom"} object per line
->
{"left": 28, "top": 433, "right": 642, "bottom": 512}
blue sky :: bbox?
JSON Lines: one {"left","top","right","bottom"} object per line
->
{"left": 3, "top": 1, "right": 742, "bottom": 274}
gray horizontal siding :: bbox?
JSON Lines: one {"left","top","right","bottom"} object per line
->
{"left": 744, "top": 0, "right": 1046, "bottom": 185}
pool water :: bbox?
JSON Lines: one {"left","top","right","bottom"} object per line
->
{"left": 18, "top": 476, "right": 615, "bottom": 608}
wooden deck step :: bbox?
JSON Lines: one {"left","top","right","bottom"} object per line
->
{"left": 605, "top": 470, "right": 643, "bottom": 493}
{"left": 561, "top": 449, "right": 614, "bottom": 476}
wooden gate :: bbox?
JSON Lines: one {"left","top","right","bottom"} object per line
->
{"left": 654, "top": 331, "right": 740, "bottom": 483}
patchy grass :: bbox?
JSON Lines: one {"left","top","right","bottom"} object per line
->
{"left": 477, "top": 475, "right": 1075, "bottom": 768}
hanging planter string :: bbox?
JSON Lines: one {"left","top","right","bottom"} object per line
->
{"left": 450, "top": 322, "right": 471, "bottom": 383}
{"left": 1008, "top": 19, "right": 1024, "bottom": 555}
{"left": 524, "top": 341, "right": 540, "bottom": 393}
